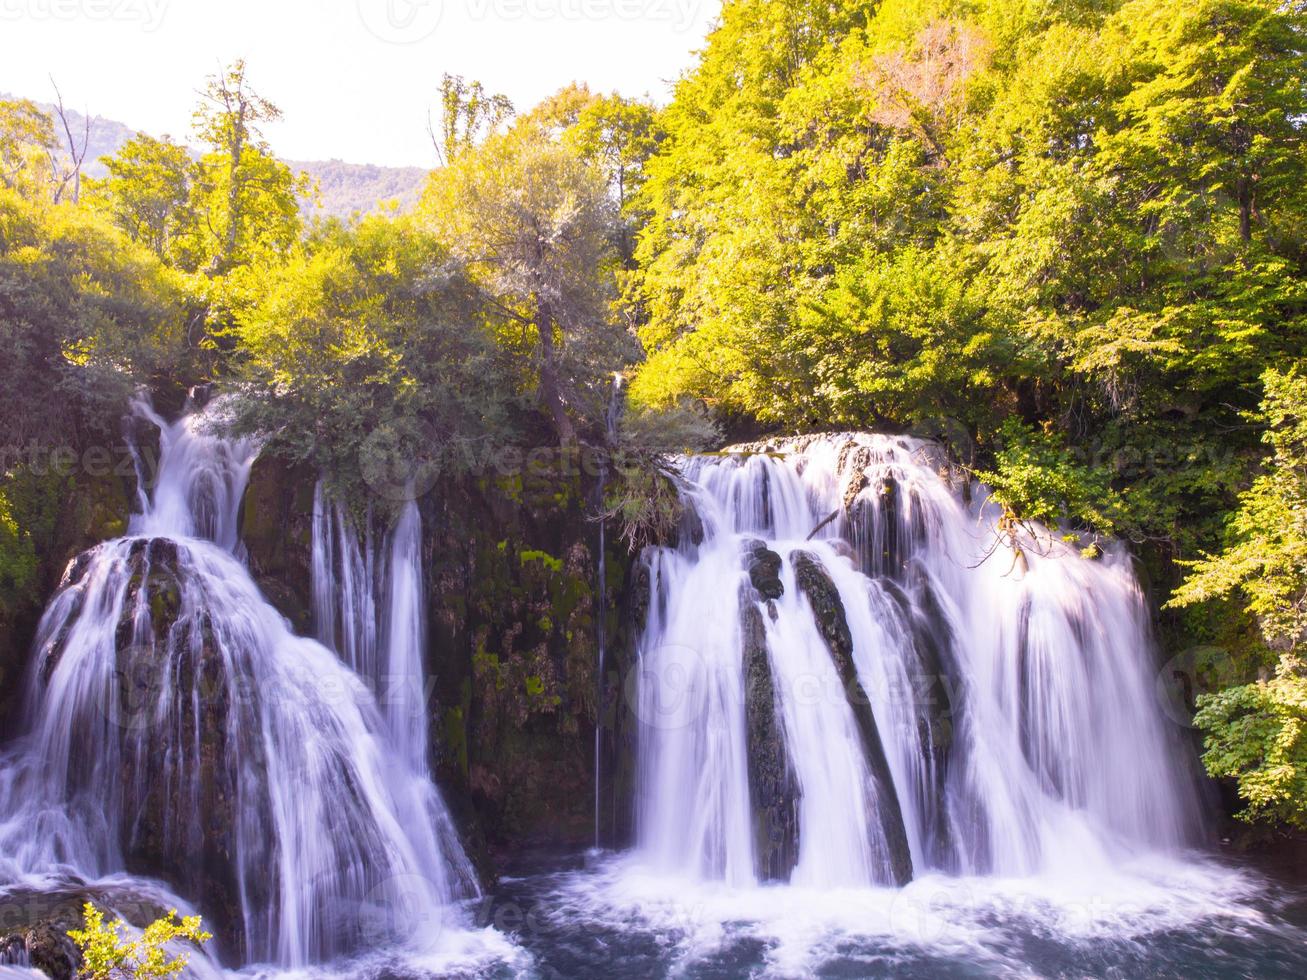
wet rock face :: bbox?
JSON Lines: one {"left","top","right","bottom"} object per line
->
{"left": 879, "top": 575, "right": 957, "bottom": 760}
{"left": 742, "top": 540, "right": 784, "bottom": 600}
{"left": 676, "top": 500, "right": 705, "bottom": 549}
{"left": 739, "top": 594, "right": 800, "bottom": 882}
{"left": 240, "top": 454, "right": 315, "bottom": 634}
{"left": 790, "top": 551, "right": 854, "bottom": 661}
{"left": 239, "top": 447, "right": 633, "bottom": 857}
{"left": 789, "top": 549, "right": 914, "bottom": 886}
{"left": 628, "top": 555, "right": 653, "bottom": 641}
{"left": 844, "top": 475, "right": 931, "bottom": 580}
{"left": 0, "top": 890, "right": 84, "bottom": 979}
{"left": 77, "top": 537, "right": 253, "bottom": 957}
{"left": 838, "top": 444, "right": 872, "bottom": 510}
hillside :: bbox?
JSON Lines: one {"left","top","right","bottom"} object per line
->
{"left": 287, "top": 158, "right": 427, "bottom": 218}
{"left": 2, "top": 93, "right": 426, "bottom": 217}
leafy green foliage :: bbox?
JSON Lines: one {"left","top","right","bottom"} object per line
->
{"left": 191, "top": 60, "right": 306, "bottom": 277}
{"left": 0, "top": 99, "right": 56, "bottom": 199}
{"left": 0, "top": 185, "right": 190, "bottom": 446}
{"left": 629, "top": 0, "right": 1307, "bottom": 547}
{"left": 602, "top": 460, "right": 686, "bottom": 551}
{"left": 435, "top": 73, "right": 515, "bottom": 164}
{"left": 0, "top": 487, "right": 36, "bottom": 619}
{"left": 1195, "top": 672, "right": 1307, "bottom": 828}
{"left": 421, "top": 95, "right": 631, "bottom": 444}
{"left": 68, "top": 903, "right": 210, "bottom": 980}
{"left": 83, "top": 135, "right": 195, "bottom": 264}
{"left": 229, "top": 215, "right": 520, "bottom": 501}
{"left": 1170, "top": 370, "right": 1307, "bottom": 648}
{"left": 976, "top": 419, "right": 1125, "bottom": 535}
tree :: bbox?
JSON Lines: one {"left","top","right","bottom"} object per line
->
{"left": 0, "top": 98, "right": 56, "bottom": 198}
{"left": 567, "top": 94, "right": 660, "bottom": 209}
{"left": 84, "top": 135, "right": 196, "bottom": 263}
{"left": 1170, "top": 369, "right": 1307, "bottom": 648}
{"left": 432, "top": 73, "right": 514, "bottom": 165}
{"left": 192, "top": 60, "right": 304, "bottom": 274}
{"left": 565, "top": 92, "right": 661, "bottom": 266}
{"left": 46, "top": 79, "right": 92, "bottom": 205}
{"left": 421, "top": 96, "right": 625, "bottom": 446}
{"left": 0, "top": 185, "right": 189, "bottom": 450}
{"left": 1193, "top": 671, "right": 1307, "bottom": 829}
{"left": 230, "top": 215, "right": 518, "bottom": 496}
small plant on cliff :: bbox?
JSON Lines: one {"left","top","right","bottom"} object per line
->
{"left": 68, "top": 903, "right": 211, "bottom": 980}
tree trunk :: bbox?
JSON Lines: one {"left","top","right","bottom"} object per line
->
{"left": 224, "top": 126, "right": 243, "bottom": 268}
{"left": 534, "top": 299, "right": 577, "bottom": 447}
{"left": 1237, "top": 174, "right": 1252, "bottom": 243}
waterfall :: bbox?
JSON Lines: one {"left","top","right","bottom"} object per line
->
{"left": 632, "top": 433, "right": 1203, "bottom": 887}
{"left": 380, "top": 500, "right": 432, "bottom": 774}
{"left": 594, "top": 373, "right": 626, "bottom": 849}
{"left": 310, "top": 482, "right": 379, "bottom": 680}
{"left": 310, "top": 485, "right": 476, "bottom": 898}
{"left": 0, "top": 397, "right": 478, "bottom": 970}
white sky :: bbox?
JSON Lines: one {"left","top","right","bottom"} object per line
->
{"left": 1, "top": 0, "right": 720, "bottom": 166}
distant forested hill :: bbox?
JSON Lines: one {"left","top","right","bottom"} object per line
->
{"left": 286, "top": 159, "right": 426, "bottom": 218}
{"left": 1, "top": 93, "right": 426, "bottom": 217}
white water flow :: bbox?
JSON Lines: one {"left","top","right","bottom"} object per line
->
{"left": 311, "top": 489, "right": 441, "bottom": 777}
{"left": 0, "top": 398, "right": 478, "bottom": 970}
{"left": 310, "top": 483, "right": 378, "bottom": 681}
{"left": 634, "top": 434, "right": 1204, "bottom": 888}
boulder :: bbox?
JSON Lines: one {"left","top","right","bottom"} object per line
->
{"left": 54, "top": 537, "right": 257, "bottom": 957}
{"left": 0, "top": 883, "right": 177, "bottom": 980}
{"left": 742, "top": 540, "right": 784, "bottom": 600}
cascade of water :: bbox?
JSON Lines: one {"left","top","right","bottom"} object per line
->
{"left": 594, "top": 373, "right": 626, "bottom": 849}
{"left": 633, "top": 434, "right": 1203, "bottom": 887}
{"left": 128, "top": 398, "right": 255, "bottom": 555}
{"left": 310, "top": 487, "right": 478, "bottom": 898}
{"left": 380, "top": 500, "right": 432, "bottom": 773}
{"left": 310, "top": 483, "right": 379, "bottom": 681}
{"left": 0, "top": 397, "right": 478, "bottom": 969}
